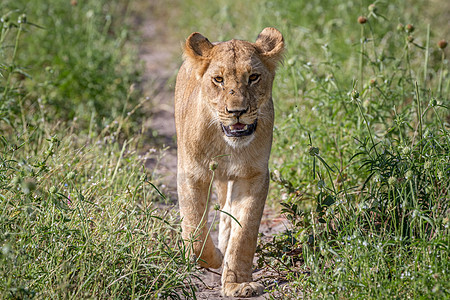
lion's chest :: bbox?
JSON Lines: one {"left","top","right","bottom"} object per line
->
{"left": 194, "top": 145, "right": 267, "bottom": 180}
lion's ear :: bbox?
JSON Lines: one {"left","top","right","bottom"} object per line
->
{"left": 183, "top": 32, "right": 214, "bottom": 60}
{"left": 183, "top": 32, "right": 214, "bottom": 79}
{"left": 255, "top": 27, "right": 284, "bottom": 71}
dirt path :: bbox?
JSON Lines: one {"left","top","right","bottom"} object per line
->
{"left": 135, "top": 2, "right": 179, "bottom": 199}
{"left": 135, "top": 2, "right": 289, "bottom": 298}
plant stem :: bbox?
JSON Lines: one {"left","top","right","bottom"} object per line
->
{"left": 2, "top": 23, "right": 23, "bottom": 101}
{"left": 12, "top": 23, "right": 22, "bottom": 64}
{"left": 414, "top": 81, "right": 423, "bottom": 153}
{"left": 359, "top": 25, "right": 365, "bottom": 90}
{"left": 196, "top": 163, "right": 216, "bottom": 263}
{"left": 438, "top": 51, "right": 445, "bottom": 96}
{"left": 355, "top": 98, "right": 378, "bottom": 156}
{"left": 423, "top": 24, "right": 430, "bottom": 88}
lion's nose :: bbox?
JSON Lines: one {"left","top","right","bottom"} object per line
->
{"left": 226, "top": 107, "right": 248, "bottom": 117}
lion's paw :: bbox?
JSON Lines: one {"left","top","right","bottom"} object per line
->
{"left": 222, "top": 282, "right": 264, "bottom": 298}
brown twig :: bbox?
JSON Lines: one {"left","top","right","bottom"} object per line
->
{"left": 203, "top": 267, "right": 222, "bottom": 276}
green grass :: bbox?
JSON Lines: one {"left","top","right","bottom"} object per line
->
{"left": 1, "top": 1, "right": 196, "bottom": 298}
{"left": 1, "top": 0, "right": 141, "bottom": 126}
{"left": 1, "top": 0, "right": 449, "bottom": 299}
{"left": 178, "top": 0, "right": 449, "bottom": 298}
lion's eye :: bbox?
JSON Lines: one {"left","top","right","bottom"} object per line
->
{"left": 248, "top": 74, "right": 260, "bottom": 84}
{"left": 213, "top": 76, "right": 224, "bottom": 84}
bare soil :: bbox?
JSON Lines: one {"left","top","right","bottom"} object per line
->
{"left": 135, "top": 2, "right": 289, "bottom": 298}
{"left": 136, "top": 3, "right": 179, "bottom": 199}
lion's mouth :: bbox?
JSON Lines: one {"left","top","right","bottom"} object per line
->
{"left": 221, "top": 120, "right": 257, "bottom": 137}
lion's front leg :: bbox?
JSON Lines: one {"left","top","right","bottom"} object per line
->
{"left": 216, "top": 179, "right": 231, "bottom": 255}
{"left": 221, "top": 173, "right": 269, "bottom": 297}
{"left": 178, "top": 172, "right": 223, "bottom": 269}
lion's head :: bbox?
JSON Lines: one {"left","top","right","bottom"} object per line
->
{"left": 182, "top": 28, "right": 284, "bottom": 147}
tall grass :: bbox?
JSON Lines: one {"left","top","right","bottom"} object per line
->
{"left": 1, "top": 0, "right": 140, "bottom": 126}
{"left": 1, "top": 2, "right": 196, "bottom": 298}
{"left": 178, "top": 0, "right": 449, "bottom": 298}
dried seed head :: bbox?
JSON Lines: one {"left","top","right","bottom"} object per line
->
{"left": 71, "top": 0, "right": 78, "bottom": 6}
{"left": 209, "top": 161, "right": 218, "bottom": 171}
{"left": 308, "top": 146, "right": 320, "bottom": 157}
{"left": 437, "top": 39, "right": 448, "bottom": 49}
{"left": 358, "top": 16, "right": 367, "bottom": 24}
{"left": 405, "top": 24, "right": 414, "bottom": 33}
{"left": 129, "top": 83, "right": 135, "bottom": 94}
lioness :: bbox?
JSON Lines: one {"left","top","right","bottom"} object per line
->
{"left": 175, "top": 27, "right": 284, "bottom": 297}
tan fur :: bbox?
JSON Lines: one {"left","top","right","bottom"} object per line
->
{"left": 175, "top": 28, "right": 284, "bottom": 297}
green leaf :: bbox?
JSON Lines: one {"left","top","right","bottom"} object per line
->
{"left": 218, "top": 209, "right": 242, "bottom": 228}
{"left": 323, "top": 195, "right": 335, "bottom": 207}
